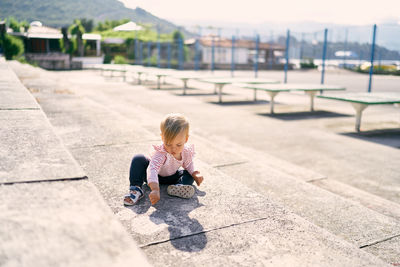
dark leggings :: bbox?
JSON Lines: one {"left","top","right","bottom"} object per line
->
{"left": 129, "top": 154, "right": 194, "bottom": 187}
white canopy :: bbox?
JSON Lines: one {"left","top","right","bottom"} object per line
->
{"left": 113, "top": 21, "right": 142, "bottom": 32}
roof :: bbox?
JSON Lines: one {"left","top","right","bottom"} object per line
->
{"left": 186, "top": 37, "right": 284, "bottom": 50}
{"left": 17, "top": 24, "right": 101, "bottom": 40}
{"left": 113, "top": 21, "right": 142, "bottom": 32}
{"left": 26, "top": 25, "right": 62, "bottom": 39}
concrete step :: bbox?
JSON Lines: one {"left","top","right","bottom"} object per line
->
{"left": 193, "top": 133, "right": 400, "bottom": 221}
{"left": 190, "top": 134, "right": 400, "bottom": 264}
{"left": 0, "top": 60, "right": 151, "bottom": 267}
{"left": 311, "top": 178, "right": 400, "bottom": 221}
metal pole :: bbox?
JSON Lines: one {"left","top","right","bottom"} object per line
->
{"left": 368, "top": 24, "right": 377, "bottom": 93}
{"left": 268, "top": 30, "right": 274, "bottom": 70}
{"left": 139, "top": 41, "right": 143, "bottom": 65}
{"left": 299, "top": 33, "right": 304, "bottom": 63}
{"left": 157, "top": 42, "right": 161, "bottom": 68}
{"left": 147, "top": 41, "right": 151, "bottom": 67}
{"left": 343, "top": 28, "right": 348, "bottom": 68}
{"left": 178, "top": 36, "right": 184, "bottom": 70}
{"left": 321, "top": 28, "right": 328, "bottom": 84}
{"left": 167, "top": 42, "right": 171, "bottom": 68}
{"left": 195, "top": 38, "right": 199, "bottom": 71}
{"left": 284, "top": 30, "right": 290, "bottom": 83}
{"left": 135, "top": 38, "right": 138, "bottom": 64}
{"left": 211, "top": 37, "right": 215, "bottom": 72}
{"left": 231, "top": 35, "right": 235, "bottom": 77}
{"left": 254, "top": 34, "right": 259, "bottom": 78}
{"left": 157, "top": 26, "right": 160, "bottom": 68}
{"left": 217, "top": 28, "right": 221, "bottom": 66}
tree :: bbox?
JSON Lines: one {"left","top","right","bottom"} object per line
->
{"left": 1, "top": 34, "right": 24, "bottom": 60}
{"left": 8, "top": 17, "right": 20, "bottom": 32}
{"left": 80, "top": 18, "right": 94, "bottom": 33}
{"left": 172, "top": 30, "right": 184, "bottom": 43}
{"left": 69, "top": 19, "right": 85, "bottom": 57}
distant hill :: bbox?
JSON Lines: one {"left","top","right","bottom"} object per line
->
{"left": 0, "top": 0, "right": 189, "bottom": 35}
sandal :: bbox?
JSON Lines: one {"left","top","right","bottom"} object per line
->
{"left": 123, "top": 186, "right": 144, "bottom": 206}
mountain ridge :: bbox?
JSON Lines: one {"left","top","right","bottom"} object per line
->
{"left": 0, "top": 0, "right": 187, "bottom": 34}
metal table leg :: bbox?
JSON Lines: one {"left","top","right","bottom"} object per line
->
{"left": 157, "top": 75, "right": 161, "bottom": 89}
{"left": 217, "top": 84, "right": 226, "bottom": 103}
{"left": 181, "top": 78, "right": 189, "bottom": 95}
{"left": 137, "top": 72, "right": 143, "bottom": 85}
{"left": 305, "top": 90, "right": 318, "bottom": 111}
{"left": 267, "top": 91, "right": 279, "bottom": 114}
{"left": 351, "top": 103, "right": 368, "bottom": 132}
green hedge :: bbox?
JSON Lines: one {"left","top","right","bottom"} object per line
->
{"left": 1, "top": 34, "right": 24, "bottom": 60}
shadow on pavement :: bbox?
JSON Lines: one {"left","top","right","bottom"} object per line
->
{"left": 177, "top": 92, "right": 220, "bottom": 96}
{"left": 148, "top": 86, "right": 195, "bottom": 91}
{"left": 209, "top": 100, "right": 269, "bottom": 106}
{"left": 129, "top": 185, "right": 208, "bottom": 252}
{"left": 257, "top": 110, "right": 351, "bottom": 120}
{"left": 340, "top": 128, "right": 400, "bottom": 149}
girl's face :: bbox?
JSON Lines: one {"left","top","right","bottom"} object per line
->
{"left": 162, "top": 130, "right": 188, "bottom": 159}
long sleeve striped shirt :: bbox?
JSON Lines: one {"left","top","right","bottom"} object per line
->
{"left": 146, "top": 143, "right": 195, "bottom": 184}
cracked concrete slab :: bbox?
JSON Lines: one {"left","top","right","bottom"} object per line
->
{"left": 0, "top": 64, "right": 39, "bottom": 110}
{"left": 363, "top": 235, "right": 400, "bottom": 265}
{"left": 218, "top": 161, "right": 400, "bottom": 245}
{"left": 0, "top": 180, "right": 151, "bottom": 267}
{"left": 311, "top": 178, "right": 400, "bottom": 221}
{"left": 0, "top": 109, "right": 86, "bottom": 184}
{"left": 217, "top": 161, "right": 400, "bottom": 263}
{"left": 32, "top": 93, "right": 157, "bottom": 148}
{"left": 142, "top": 218, "right": 388, "bottom": 267}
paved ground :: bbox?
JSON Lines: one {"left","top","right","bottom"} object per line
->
{"left": 6, "top": 60, "right": 400, "bottom": 266}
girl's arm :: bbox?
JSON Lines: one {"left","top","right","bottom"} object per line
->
{"left": 148, "top": 182, "right": 160, "bottom": 205}
{"left": 191, "top": 171, "right": 204, "bottom": 186}
{"left": 183, "top": 145, "right": 203, "bottom": 186}
{"left": 148, "top": 152, "right": 165, "bottom": 205}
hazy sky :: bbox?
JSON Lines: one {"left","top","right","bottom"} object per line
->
{"left": 119, "top": 0, "right": 400, "bottom": 26}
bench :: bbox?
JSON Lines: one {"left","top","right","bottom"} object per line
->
{"left": 318, "top": 92, "right": 400, "bottom": 131}
{"left": 199, "top": 78, "right": 280, "bottom": 103}
{"left": 240, "top": 83, "right": 346, "bottom": 114}
{"left": 100, "top": 67, "right": 127, "bottom": 81}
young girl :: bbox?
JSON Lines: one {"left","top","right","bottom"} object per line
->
{"left": 124, "top": 113, "right": 204, "bottom": 206}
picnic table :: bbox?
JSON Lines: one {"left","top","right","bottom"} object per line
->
{"left": 170, "top": 74, "right": 206, "bottom": 95}
{"left": 100, "top": 67, "right": 127, "bottom": 81}
{"left": 154, "top": 73, "right": 168, "bottom": 89}
{"left": 318, "top": 92, "right": 400, "bottom": 132}
{"left": 240, "top": 83, "right": 345, "bottom": 114}
{"left": 200, "top": 78, "right": 280, "bottom": 103}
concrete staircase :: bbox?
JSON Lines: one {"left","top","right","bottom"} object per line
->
{"left": 0, "top": 59, "right": 151, "bottom": 267}
{"left": 8, "top": 61, "right": 400, "bottom": 266}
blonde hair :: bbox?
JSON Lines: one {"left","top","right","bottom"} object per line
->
{"left": 160, "top": 113, "right": 189, "bottom": 144}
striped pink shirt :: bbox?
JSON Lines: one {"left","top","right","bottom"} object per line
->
{"left": 146, "top": 144, "right": 195, "bottom": 184}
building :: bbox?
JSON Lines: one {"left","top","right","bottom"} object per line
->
{"left": 186, "top": 36, "right": 286, "bottom": 69}
{"left": 10, "top": 21, "right": 102, "bottom": 69}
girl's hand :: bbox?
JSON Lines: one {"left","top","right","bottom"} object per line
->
{"left": 192, "top": 171, "right": 204, "bottom": 186}
{"left": 149, "top": 190, "right": 160, "bottom": 205}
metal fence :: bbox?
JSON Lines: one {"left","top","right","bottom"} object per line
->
{"left": 127, "top": 23, "right": 399, "bottom": 91}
